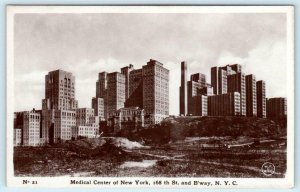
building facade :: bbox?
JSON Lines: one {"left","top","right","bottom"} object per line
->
{"left": 179, "top": 62, "right": 211, "bottom": 117}
{"left": 95, "top": 72, "right": 108, "bottom": 119}
{"left": 13, "top": 128, "right": 22, "bottom": 146}
{"left": 121, "top": 64, "right": 134, "bottom": 100}
{"left": 142, "top": 59, "right": 169, "bottom": 125}
{"left": 72, "top": 108, "right": 100, "bottom": 139}
{"left": 95, "top": 72, "right": 126, "bottom": 119}
{"left": 246, "top": 74, "right": 257, "bottom": 117}
{"left": 187, "top": 73, "right": 207, "bottom": 115}
{"left": 227, "top": 72, "right": 246, "bottom": 116}
{"left": 211, "top": 66, "right": 228, "bottom": 95}
{"left": 41, "top": 70, "right": 78, "bottom": 144}
{"left": 106, "top": 72, "right": 126, "bottom": 118}
{"left": 108, "top": 107, "right": 144, "bottom": 133}
{"left": 266, "top": 97, "right": 287, "bottom": 121}
{"left": 23, "top": 110, "right": 41, "bottom": 146}
{"left": 41, "top": 109, "right": 55, "bottom": 144}
{"left": 93, "top": 59, "right": 169, "bottom": 129}
{"left": 72, "top": 125, "right": 99, "bottom": 140}
{"left": 211, "top": 64, "right": 246, "bottom": 116}
{"left": 125, "top": 68, "right": 143, "bottom": 108}
{"left": 190, "top": 95, "right": 208, "bottom": 116}
{"left": 92, "top": 97, "right": 105, "bottom": 120}
{"left": 208, "top": 92, "right": 241, "bottom": 116}
{"left": 42, "top": 70, "right": 78, "bottom": 110}
{"left": 76, "top": 108, "right": 95, "bottom": 126}
{"left": 53, "top": 110, "right": 76, "bottom": 143}
{"left": 96, "top": 72, "right": 108, "bottom": 98}
{"left": 256, "top": 80, "right": 266, "bottom": 118}
{"left": 179, "top": 61, "right": 188, "bottom": 115}
{"left": 197, "top": 85, "right": 214, "bottom": 96}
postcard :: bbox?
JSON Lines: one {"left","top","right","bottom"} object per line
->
{"left": 6, "top": 5, "right": 294, "bottom": 188}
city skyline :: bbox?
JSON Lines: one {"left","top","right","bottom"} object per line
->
{"left": 14, "top": 13, "right": 287, "bottom": 115}
{"left": 13, "top": 62, "right": 287, "bottom": 146}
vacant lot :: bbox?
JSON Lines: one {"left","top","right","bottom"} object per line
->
{"left": 14, "top": 137, "right": 286, "bottom": 178}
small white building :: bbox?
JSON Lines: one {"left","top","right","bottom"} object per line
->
{"left": 72, "top": 124, "right": 99, "bottom": 139}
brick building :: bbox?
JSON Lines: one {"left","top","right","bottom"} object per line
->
{"left": 208, "top": 92, "right": 241, "bottom": 116}
{"left": 246, "top": 74, "right": 257, "bottom": 117}
{"left": 256, "top": 80, "right": 266, "bottom": 118}
{"left": 266, "top": 97, "right": 287, "bottom": 122}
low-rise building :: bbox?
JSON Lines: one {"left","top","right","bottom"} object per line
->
{"left": 72, "top": 108, "right": 100, "bottom": 139}
{"left": 108, "top": 107, "right": 144, "bottom": 133}
{"left": 72, "top": 124, "right": 99, "bottom": 139}
{"left": 208, "top": 92, "right": 241, "bottom": 116}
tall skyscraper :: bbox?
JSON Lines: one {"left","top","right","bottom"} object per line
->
{"left": 142, "top": 59, "right": 169, "bottom": 125}
{"left": 246, "top": 74, "right": 257, "bottom": 117}
{"left": 42, "top": 70, "right": 78, "bottom": 110}
{"left": 187, "top": 73, "right": 206, "bottom": 115}
{"left": 92, "top": 97, "right": 105, "bottom": 120}
{"left": 256, "top": 80, "right": 266, "bottom": 118}
{"left": 179, "top": 61, "right": 188, "bottom": 115}
{"left": 129, "top": 69, "right": 143, "bottom": 97}
{"left": 211, "top": 67, "right": 218, "bottom": 95}
{"left": 41, "top": 109, "right": 54, "bottom": 144}
{"left": 94, "top": 72, "right": 126, "bottom": 119}
{"left": 211, "top": 64, "right": 246, "bottom": 116}
{"left": 178, "top": 62, "right": 211, "bottom": 117}
{"left": 106, "top": 72, "right": 126, "bottom": 118}
{"left": 94, "top": 72, "right": 108, "bottom": 119}
{"left": 125, "top": 68, "right": 143, "bottom": 108}
{"left": 227, "top": 72, "right": 246, "bottom": 116}
{"left": 41, "top": 69, "right": 78, "bottom": 144}
{"left": 96, "top": 72, "right": 108, "bottom": 99}
{"left": 121, "top": 64, "right": 134, "bottom": 100}
{"left": 211, "top": 66, "right": 228, "bottom": 95}
{"left": 95, "top": 59, "right": 169, "bottom": 128}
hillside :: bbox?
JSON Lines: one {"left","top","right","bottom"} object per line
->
{"left": 14, "top": 117, "right": 287, "bottom": 177}
{"left": 122, "top": 116, "right": 286, "bottom": 144}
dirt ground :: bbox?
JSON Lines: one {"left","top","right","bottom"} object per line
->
{"left": 14, "top": 137, "right": 286, "bottom": 178}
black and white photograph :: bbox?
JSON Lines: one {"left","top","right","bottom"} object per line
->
{"left": 6, "top": 6, "right": 294, "bottom": 188}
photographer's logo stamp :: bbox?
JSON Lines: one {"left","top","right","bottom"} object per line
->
{"left": 261, "top": 162, "right": 275, "bottom": 176}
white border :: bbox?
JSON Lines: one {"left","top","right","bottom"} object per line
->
{"left": 6, "top": 5, "right": 294, "bottom": 188}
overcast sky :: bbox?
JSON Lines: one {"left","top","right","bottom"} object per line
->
{"left": 14, "top": 13, "right": 287, "bottom": 115}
